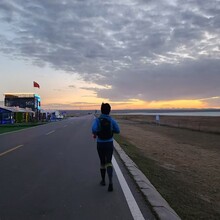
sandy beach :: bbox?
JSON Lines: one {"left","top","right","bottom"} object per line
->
{"left": 114, "top": 115, "right": 220, "bottom": 219}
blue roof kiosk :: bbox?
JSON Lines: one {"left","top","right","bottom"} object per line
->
{"left": 0, "top": 107, "right": 14, "bottom": 124}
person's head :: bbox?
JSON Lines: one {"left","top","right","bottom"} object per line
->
{"left": 101, "top": 103, "right": 111, "bottom": 115}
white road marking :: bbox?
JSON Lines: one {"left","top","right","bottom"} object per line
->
{"left": 112, "top": 156, "right": 145, "bottom": 220}
{"left": 45, "top": 130, "right": 55, "bottom": 135}
{"left": 0, "top": 145, "right": 24, "bottom": 157}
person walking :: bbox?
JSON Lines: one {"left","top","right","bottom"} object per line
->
{"left": 92, "top": 103, "right": 120, "bottom": 192}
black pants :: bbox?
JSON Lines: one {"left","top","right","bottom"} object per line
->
{"left": 97, "top": 141, "right": 113, "bottom": 167}
{"left": 97, "top": 141, "right": 114, "bottom": 184}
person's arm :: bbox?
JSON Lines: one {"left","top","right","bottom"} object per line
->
{"left": 92, "top": 118, "right": 99, "bottom": 135}
{"left": 112, "top": 119, "right": 120, "bottom": 134}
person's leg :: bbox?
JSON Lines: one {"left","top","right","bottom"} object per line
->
{"left": 97, "top": 142, "right": 106, "bottom": 185}
{"left": 105, "top": 142, "right": 114, "bottom": 191}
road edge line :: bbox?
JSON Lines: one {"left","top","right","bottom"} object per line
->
{"left": 112, "top": 156, "right": 145, "bottom": 220}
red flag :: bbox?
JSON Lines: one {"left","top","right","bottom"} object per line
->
{"left": 33, "top": 81, "right": 40, "bottom": 88}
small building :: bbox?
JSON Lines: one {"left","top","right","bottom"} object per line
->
{"left": 40, "top": 110, "right": 64, "bottom": 122}
{"left": 4, "top": 93, "right": 41, "bottom": 120}
{"left": 0, "top": 106, "right": 34, "bottom": 124}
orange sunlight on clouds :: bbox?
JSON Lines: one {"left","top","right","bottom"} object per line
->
{"left": 111, "top": 99, "right": 206, "bottom": 110}
{"left": 144, "top": 99, "right": 206, "bottom": 109}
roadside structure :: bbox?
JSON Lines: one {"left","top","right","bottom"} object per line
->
{"left": 4, "top": 93, "right": 41, "bottom": 121}
{"left": 0, "top": 106, "right": 34, "bottom": 124}
{"left": 1, "top": 93, "right": 65, "bottom": 123}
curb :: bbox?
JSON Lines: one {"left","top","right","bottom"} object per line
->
{"left": 113, "top": 140, "right": 181, "bottom": 220}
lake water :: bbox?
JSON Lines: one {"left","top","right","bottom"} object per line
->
{"left": 112, "top": 110, "right": 220, "bottom": 117}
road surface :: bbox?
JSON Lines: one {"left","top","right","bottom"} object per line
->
{"left": 0, "top": 115, "right": 155, "bottom": 220}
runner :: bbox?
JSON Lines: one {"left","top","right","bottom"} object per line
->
{"left": 92, "top": 103, "right": 120, "bottom": 192}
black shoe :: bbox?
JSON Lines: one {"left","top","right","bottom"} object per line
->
{"left": 108, "top": 184, "right": 113, "bottom": 192}
{"left": 100, "top": 180, "right": 106, "bottom": 186}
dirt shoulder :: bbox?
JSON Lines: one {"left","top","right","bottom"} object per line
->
{"left": 114, "top": 115, "right": 220, "bottom": 220}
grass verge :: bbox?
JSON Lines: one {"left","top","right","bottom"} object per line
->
{"left": 0, "top": 122, "right": 46, "bottom": 134}
{"left": 114, "top": 134, "right": 220, "bottom": 220}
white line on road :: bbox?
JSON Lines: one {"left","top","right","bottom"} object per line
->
{"left": 45, "top": 130, "right": 55, "bottom": 135}
{"left": 112, "top": 156, "right": 145, "bottom": 220}
{"left": 0, "top": 145, "right": 24, "bottom": 157}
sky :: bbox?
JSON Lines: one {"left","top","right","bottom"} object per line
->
{"left": 0, "top": 0, "right": 220, "bottom": 110}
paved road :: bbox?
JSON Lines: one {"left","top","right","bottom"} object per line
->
{"left": 0, "top": 115, "right": 155, "bottom": 220}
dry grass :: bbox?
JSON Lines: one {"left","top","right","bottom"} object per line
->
{"left": 114, "top": 115, "right": 220, "bottom": 220}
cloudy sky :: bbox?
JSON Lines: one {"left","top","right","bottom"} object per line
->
{"left": 0, "top": 0, "right": 220, "bottom": 110}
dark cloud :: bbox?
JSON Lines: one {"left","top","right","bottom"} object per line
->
{"left": 95, "top": 58, "right": 220, "bottom": 101}
{"left": 0, "top": 0, "right": 220, "bottom": 103}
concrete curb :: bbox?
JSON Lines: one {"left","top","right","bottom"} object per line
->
{"left": 113, "top": 140, "right": 181, "bottom": 220}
